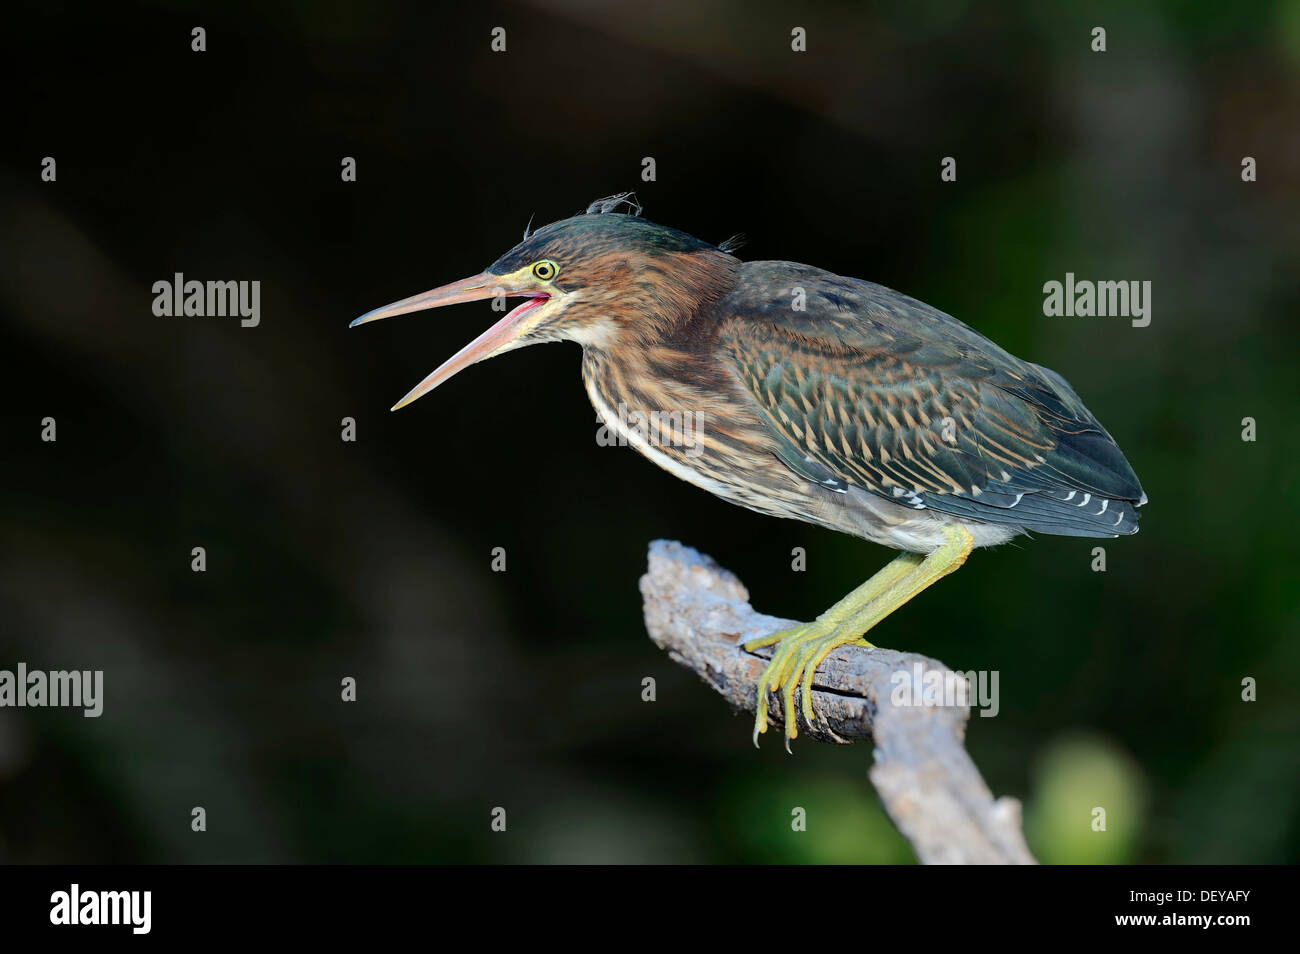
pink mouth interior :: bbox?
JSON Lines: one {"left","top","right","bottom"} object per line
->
{"left": 505, "top": 294, "right": 549, "bottom": 321}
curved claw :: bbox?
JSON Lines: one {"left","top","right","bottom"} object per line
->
{"left": 745, "top": 620, "right": 836, "bottom": 746}
{"left": 800, "top": 661, "right": 819, "bottom": 726}
{"left": 782, "top": 667, "right": 801, "bottom": 740}
{"left": 747, "top": 622, "right": 881, "bottom": 746}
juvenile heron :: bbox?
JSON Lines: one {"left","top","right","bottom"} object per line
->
{"left": 352, "top": 195, "right": 1146, "bottom": 745}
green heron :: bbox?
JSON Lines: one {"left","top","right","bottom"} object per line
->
{"left": 352, "top": 194, "right": 1146, "bottom": 746}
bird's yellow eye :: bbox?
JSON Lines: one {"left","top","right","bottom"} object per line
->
{"left": 532, "top": 260, "right": 558, "bottom": 281}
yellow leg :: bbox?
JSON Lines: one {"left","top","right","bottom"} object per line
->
{"left": 744, "top": 525, "right": 975, "bottom": 746}
{"left": 743, "top": 550, "right": 923, "bottom": 651}
{"left": 743, "top": 551, "right": 921, "bottom": 746}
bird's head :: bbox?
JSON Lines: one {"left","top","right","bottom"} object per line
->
{"left": 351, "top": 194, "right": 740, "bottom": 410}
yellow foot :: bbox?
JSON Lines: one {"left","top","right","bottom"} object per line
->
{"left": 740, "top": 526, "right": 974, "bottom": 750}
{"left": 743, "top": 622, "right": 874, "bottom": 748}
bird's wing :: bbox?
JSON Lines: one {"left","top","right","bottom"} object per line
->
{"left": 715, "top": 264, "right": 1145, "bottom": 537}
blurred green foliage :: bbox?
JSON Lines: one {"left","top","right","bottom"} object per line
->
{"left": 1027, "top": 734, "right": 1147, "bottom": 864}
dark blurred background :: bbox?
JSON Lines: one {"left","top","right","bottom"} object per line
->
{"left": 1, "top": 0, "right": 1297, "bottom": 863}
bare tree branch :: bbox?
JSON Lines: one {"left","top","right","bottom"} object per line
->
{"left": 640, "top": 539, "right": 1037, "bottom": 865}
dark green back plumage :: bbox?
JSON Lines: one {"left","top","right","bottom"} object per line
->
{"left": 715, "top": 262, "right": 1146, "bottom": 538}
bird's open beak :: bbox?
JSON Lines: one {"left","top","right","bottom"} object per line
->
{"left": 350, "top": 271, "right": 550, "bottom": 410}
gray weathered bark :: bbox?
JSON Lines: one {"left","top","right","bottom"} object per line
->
{"left": 640, "top": 539, "right": 1037, "bottom": 865}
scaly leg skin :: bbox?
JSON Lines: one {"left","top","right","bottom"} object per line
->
{"left": 743, "top": 550, "right": 922, "bottom": 746}
{"left": 744, "top": 525, "right": 975, "bottom": 747}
